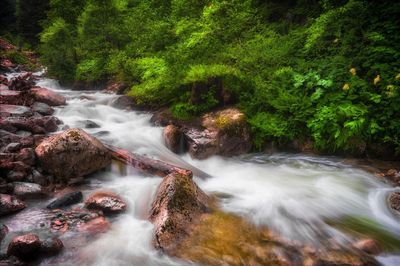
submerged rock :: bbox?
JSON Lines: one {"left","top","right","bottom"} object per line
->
{"left": 40, "top": 238, "right": 64, "bottom": 255}
{"left": 0, "top": 194, "right": 26, "bottom": 216}
{"left": 85, "top": 191, "right": 127, "bottom": 214}
{"left": 35, "top": 128, "right": 111, "bottom": 182}
{"left": 149, "top": 170, "right": 210, "bottom": 253}
{"left": 30, "top": 87, "right": 66, "bottom": 106}
{"left": 47, "top": 191, "right": 83, "bottom": 209}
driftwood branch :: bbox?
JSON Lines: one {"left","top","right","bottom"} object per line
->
{"left": 105, "top": 144, "right": 194, "bottom": 178}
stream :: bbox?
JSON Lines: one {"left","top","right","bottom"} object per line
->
{"left": 2, "top": 73, "right": 400, "bottom": 265}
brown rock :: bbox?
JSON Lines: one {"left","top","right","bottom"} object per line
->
{"left": 103, "top": 81, "right": 127, "bottom": 94}
{"left": 163, "top": 125, "right": 183, "bottom": 153}
{"left": 149, "top": 170, "right": 210, "bottom": 253}
{"left": 389, "top": 192, "right": 400, "bottom": 212}
{"left": 31, "top": 102, "right": 54, "bottom": 116}
{"left": 7, "top": 234, "right": 41, "bottom": 259}
{"left": 30, "top": 87, "right": 66, "bottom": 106}
{"left": 353, "top": 239, "right": 381, "bottom": 255}
{"left": 85, "top": 191, "right": 127, "bottom": 214}
{"left": 0, "top": 194, "right": 26, "bottom": 216}
{"left": 8, "top": 73, "right": 35, "bottom": 91}
{"left": 15, "top": 148, "right": 35, "bottom": 165}
{"left": 184, "top": 128, "right": 219, "bottom": 159}
{"left": 35, "top": 128, "right": 111, "bottom": 181}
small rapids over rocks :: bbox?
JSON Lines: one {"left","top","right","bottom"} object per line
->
{"left": 2, "top": 74, "right": 399, "bottom": 265}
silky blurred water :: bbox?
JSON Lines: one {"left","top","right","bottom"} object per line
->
{"left": 28, "top": 76, "right": 399, "bottom": 265}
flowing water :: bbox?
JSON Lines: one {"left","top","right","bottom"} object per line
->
{"left": 3, "top": 73, "right": 400, "bottom": 265}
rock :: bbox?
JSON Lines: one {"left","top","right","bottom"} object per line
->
{"left": 163, "top": 125, "right": 184, "bottom": 153}
{"left": 15, "top": 148, "right": 35, "bottom": 165}
{"left": 0, "top": 224, "right": 8, "bottom": 244}
{"left": 85, "top": 191, "right": 126, "bottom": 214}
{"left": 3, "top": 142, "right": 21, "bottom": 153}
{"left": 31, "top": 102, "right": 54, "bottom": 116}
{"left": 0, "top": 183, "right": 13, "bottom": 194}
{"left": 47, "top": 191, "right": 83, "bottom": 209}
{"left": 40, "top": 238, "right": 64, "bottom": 255}
{"left": 13, "top": 182, "right": 46, "bottom": 199}
{"left": 0, "top": 89, "right": 23, "bottom": 105}
{"left": 149, "top": 170, "right": 210, "bottom": 253}
{"left": 7, "top": 233, "right": 41, "bottom": 259}
{"left": 49, "top": 208, "right": 106, "bottom": 233}
{"left": 0, "top": 255, "right": 26, "bottom": 266}
{"left": 30, "top": 87, "right": 66, "bottom": 106}
{"left": 0, "top": 194, "right": 26, "bottom": 216}
{"left": 103, "top": 81, "right": 127, "bottom": 95}
{"left": 1, "top": 116, "right": 60, "bottom": 134}
{"left": 0, "top": 59, "right": 15, "bottom": 72}
{"left": 35, "top": 128, "right": 112, "bottom": 181}
{"left": 31, "top": 170, "right": 49, "bottom": 186}
{"left": 0, "top": 130, "right": 33, "bottom": 150}
{"left": 0, "top": 105, "right": 32, "bottom": 118}
{"left": 80, "top": 120, "right": 100, "bottom": 129}
{"left": 8, "top": 73, "right": 35, "bottom": 91}
{"left": 150, "top": 108, "right": 178, "bottom": 127}
{"left": 77, "top": 216, "right": 111, "bottom": 234}
{"left": 201, "top": 108, "right": 251, "bottom": 157}
{"left": 385, "top": 169, "right": 400, "bottom": 186}
{"left": 5, "top": 162, "right": 31, "bottom": 182}
{"left": 184, "top": 129, "right": 219, "bottom": 159}
{"left": 353, "top": 238, "right": 381, "bottom": 255}
{"left": 110, "top": 95, "right": 136, "bottom": 110}
{"left": 389, "top": 192, "right": 400, "bottom": 212}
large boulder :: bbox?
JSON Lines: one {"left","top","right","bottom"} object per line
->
{"left": 0, "top": 194, "right": 26, "bottom": 216}
{"left": 30, "top": 87, "right": 66, "bottom": 106}
{"left": 35, "top": 128, "right": 111, "bottom": 181}
{"left": 85, "top": 191, "right": 127, "bottom": 214}
{"left": 149, "top": 170, "right": 210, "bottom": 253}
{"left": 0, "top": 105, "right": 32, "bottom": 118}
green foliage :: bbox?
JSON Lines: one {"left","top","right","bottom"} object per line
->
{"left": 38, "top": 0, "right": 400, "bottom": 156}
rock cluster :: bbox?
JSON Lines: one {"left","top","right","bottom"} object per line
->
{"left": 153, "top": 107, "right": 252, "bottom": 159}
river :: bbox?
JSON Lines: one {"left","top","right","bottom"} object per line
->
{"left": 4, "top": 74, "right": 400, "bottom": 265}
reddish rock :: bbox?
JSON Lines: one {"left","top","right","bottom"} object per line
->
{"left": 0, "top": 104, "right": 32, "bottom": 118}
{"left": 85, "top": 191, "right": 127, "bottom": 214}
{"left": 0, "top": 194, "right": 26, "bottom": 216}
{"left": 389, "top": 192, "right": 400, "bottom": 212}
{"left": 149, "top": 170, "right": 210, "bottom": 253}
{"left": 35, "top": 128, "right": 111, "bottom": 181}
{"left": 0, "top": 74, "right": 7, "bottom": 84}
{"left": 0, "top": 59, "right": 15, "bottom": 71}
{"left": 353, "top": 239, "right": 381, "bottom": 255}
{"left": 7, "top": 234, "right": 41, "bottom": 259}
{"left": 77, "top": 216, "right": 111, "bottom": 234}
{"left": 385, "top": 169, "right": 400, "bottom": 186}
{"left": 30, "top": 87, "right": 66, "bottom": 106}
{"left": 163, "top": 125, "right": 183, "bottom": 153}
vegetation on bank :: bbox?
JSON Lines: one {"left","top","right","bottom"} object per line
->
{"left": 2, "top": 0, "right": 400, "bottom": 156}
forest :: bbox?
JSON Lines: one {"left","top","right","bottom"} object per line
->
{"left": 1, "top": 0, "right": 400, "bottom": 155}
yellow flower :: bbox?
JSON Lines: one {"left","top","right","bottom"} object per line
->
{"left": 349, "top": 68, "right": 357, "bottom": 76}
{"left": 373, "top": 75, "right": 381, "bottom": 85}
{"left": 343, "top": 83, "right": 350, "bottom": 91}
{"left": 333, "top": 38, "right": 339, "bottom": 43}
{"left": 387, "top": 85, "right": 395, "bottom": 90}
